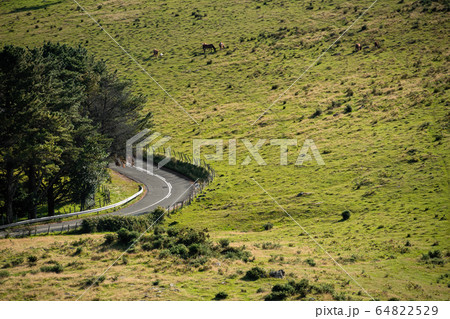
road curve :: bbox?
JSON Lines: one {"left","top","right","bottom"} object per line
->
{"left": 1, "top": 164, "right": 194, "bottom": 236}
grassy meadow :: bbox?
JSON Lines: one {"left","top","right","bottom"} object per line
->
{"left": 0, "top": 0, "right": 448, "bottom": 300}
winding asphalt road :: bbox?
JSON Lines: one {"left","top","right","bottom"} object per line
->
{"left": 1, "top": 163, "right": 194, "bottom": 236}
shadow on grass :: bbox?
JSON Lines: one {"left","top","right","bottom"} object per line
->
{"left": 8, "top": 1, "right": 63, "bottom": 14}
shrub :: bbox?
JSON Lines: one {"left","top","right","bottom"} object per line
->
{"left": 73, "top": 247, "right": 83, "bottom": 256}
{"left": 221, "top": 246, "right": 252, "bottom": 261}
{"left": 309, "top": 108, "right": 322, "bottom": 119}
{"left": 313, "top": 283, "right": 334, "bottom": 295}
{"left": 243, "top": 267, "right": 268, "bottom": 281}
{"left": 189, "top": 256, "right": 209, "bottom": 267}
{"left": 272, "top": 283, "right": 295, "bottom": 295}
{"left": 305, "top": 258, "right": 316, "bottom": 267}
{"left": 344, "top": 105, "right": 352, "bottom": 113}
{"left": 341, "top": 210, "right": 351, "bottom": 221}
{"left": 40, "top": 264, "right": 64, "bottom": 273}
{"left": 333, "top": 292, "right": 349, "bottom": 301}
{"left": 169, "top": 244, "right": 189, "bottom": 259}
{"left": 265, "top": 291, "right": 289, "bottom": 301}
{"left": 27, "top": 255, "right": 38, "bottom": 263}
{"left": 141, "top": 242, "right": 153, "bottom": 251}
{"left": 263, "top": 222, "right": 273, "bottom": 230}
{"left": 265, "top": 279, "right": 312, "bottom": 300}
{"left": 261, "top": 242, "right": 281, "bottom": 250}
{"left": 117, "top": 228, "right": 140, "bottom": 245}
{"left": 345, "top": 88, "right": 354, "bottom": 97}
{"left": 11, "top": 257, "right": 24, "bottom": 267}
{"left": 84, "top": 275, "right": 105, "bottom": 287}
{"left": 214, "top": 291, "right": 228, "bottom": 300}
{"left": 218, "top": 238, "right": 230, "bottom": 248}
{"left": 188, "top": 243, "right": 211, "bottom": 257}
{"left": 428, "top": 250, "right": 442, "bottom": 259}
{"left": 0, "top": 270, "right": 10, "bottom": 279}
{"left": 103, "top": 233, "right": 117, "bottom": 245}
{"left": 158, "top": 249, "right": 171, "bottom": 259}
{"left": 175, "top": 227, "right": 208, "bottom": 246}
{"left": 421, "top": 250, "right": 444, "bottom": 265}
{"left": 81, "top": 212, "right": 160, "bottom": 233}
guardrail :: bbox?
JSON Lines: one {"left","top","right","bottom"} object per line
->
{"left": 0, "top": 186, "right": 144, "bottom": 230}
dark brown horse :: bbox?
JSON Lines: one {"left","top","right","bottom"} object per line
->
{"left": 355, "top": 43, "right": 362, "bottom": 51}
{"left": 219, "top": 42, "right": 225, "bottom": 50}
{"left": 153, "top": 49, "right": 159, "bottom": 57}
{"left": 203, "top": 43, "right": 216, "bottom": 53}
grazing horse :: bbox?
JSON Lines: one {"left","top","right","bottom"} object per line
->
{"left": 219, "top": 42, "right": 225, "bottom": 50}
{"left": 355, "top": 43, "right": 362, "bottom": 51}
{"left": 153, "top": 49, "right": 159, "bottom": 57}
{"left": 202, "top": 43, "right": 216, "bottom": 53}
{"left": 374, "top": 41, "right": 380, "bottom": 49}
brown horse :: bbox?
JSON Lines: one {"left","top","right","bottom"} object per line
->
{"left": 219, "top": 42, "right": 225, "bottom": 50}
{"left": 355, "top": 43, "right": 362, "bottom": 51}
{"left": 203, "top": 43, "right": 216, "bottom": 53}
{"left": 153, "top": 49, "right": 159, "bottom": 57}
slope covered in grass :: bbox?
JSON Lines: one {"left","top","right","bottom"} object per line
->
{"left": 0, "top": 0, "right": 448, "bottom": 300}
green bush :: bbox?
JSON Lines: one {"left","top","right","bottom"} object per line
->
{"left": 73, "top": 247, "right": 83, "bottom": 256}
{"left": 158, "top": 249, "right": 171, "bottom": 259}
{"left": 313, "top": 282, "right": 334, "bottom": 295}
{"left": 344, "top": 105, "right": 352, "bottom": 113}
{"left": 272, "top": 283, "right": 295, "bottom": 295}
{"left": 291, "top": 279, "right": 312, "bottom": 297}
{"left": 265, "top": 279, "right": 312, "bottom": 301}
{"left": 263, "top": 222, "right": 273, "bottom": 230}
{"left": 84, "top": 275, "right": 105, "bottom": 287}
{"left": 243, "top": 267, "right": 268, "bottom": 281}
{"left": 218, "top": 238, "right": 230, "bottom": 248}
{"left": 305, "top": 258, "right": 316, "bottom": 267}
{"left": 40, "top": 264, "right": 64, "bottom": 273}
{"left": 220, "top": 245, "right": 252, "bottom": 261}
{"left": 333, "top": 292, "right": 349, "bottom": 301}
{"left": 11, "top": 257, "right": 24, "bottom": 267}
{"left": 341, "top": 210, "right": 351, "bottom": 221}
{"left": 214, "top": 291, "right": 228, "bottom": 300}
{"left": 0, "top": 270, "right": 10, "bottom": 279}
{"left": 264, "top": 291, "right": 289, "bottom": 301}
{"left": 421, "top": 250, "right": 444, "bottom": 265}
{"left": 117, "top": 228, "right": 140, "bottom": 245}
{"left": 188, "top": 243, "right": 211, "bottom": 257}
{"left": 103, "top": 233, "right": 117, "bottom": 245}
{"left": 169, "top": 244, "right": 189, "bottom": 259}
{"left": 309, "top": 108, "right": 322, "bottom": 119}
{"left": 27, "top": 255, "right": 38, "bottom": 263}
{"left": 261, "top": 242, "right": 281, "bottom": 250}
{"left": 141, "top": 242, "right": 153, "bottom": 251}
{"left": 81, "top": 210, "right": 163, "bottom": 233}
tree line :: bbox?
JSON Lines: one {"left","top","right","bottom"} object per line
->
{"left": 0, "top": 42, "right": 151, "bottom": 224}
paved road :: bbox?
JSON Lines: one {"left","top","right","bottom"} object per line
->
{"left": 1, "top": 164, "right": 194, "bottom": 236}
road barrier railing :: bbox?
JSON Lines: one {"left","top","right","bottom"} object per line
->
{"left": 0, "top": 186, "right": 144, "bottom": 230}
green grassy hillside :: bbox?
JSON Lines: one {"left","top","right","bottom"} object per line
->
{"left": 0, "top": 0, "right": 448, "bottom": 300}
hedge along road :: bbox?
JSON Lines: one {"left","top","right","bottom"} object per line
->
{"left": 0, "top": 163, "right": 194, "bottom": 236}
